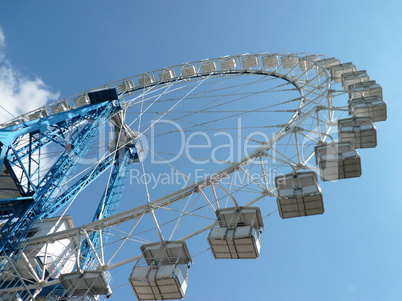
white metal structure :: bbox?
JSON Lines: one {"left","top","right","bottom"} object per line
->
{"left": 208, "top": 207, "right": 264, "bottom": 259}
{"left": 275, "top": 171, "right": 324, "bottom": 219}
{"left": 59, "top": 271, "right": 112, "bottom": 298}
{"left": 130, "top": 241, "right": 192, "bottom": 300}
{"left": 0, "top": 52, "right": 387, "bottom": 300}
{"left": 348, "top": 96, "right": 387, "bottom": 122}
{"left": 315, "top": 143, "right": 362, "bottom": 181}
{"left": 338, "top": 117, "right": 377, "bottom": 148}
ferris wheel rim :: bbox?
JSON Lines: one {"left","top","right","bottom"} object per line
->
{"left": 1, "top": 52, "right": 352, "bottom": 301}
{"left": 23, "top": 52, "right": 334, "bottom": 246}
{"left": 0, "top": 52, "right": 331, "bottom": 128}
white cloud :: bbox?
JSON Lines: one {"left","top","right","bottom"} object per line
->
{"left": 0, "top": 28, "right": 59, "bottom": 123}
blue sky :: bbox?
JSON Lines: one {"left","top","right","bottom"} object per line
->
{"left": 0, "top": 1, "right": 402, "bottom": 300}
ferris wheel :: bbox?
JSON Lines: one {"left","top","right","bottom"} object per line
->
{"left": 0, "top": 52, "right": 386, "bottom": 301}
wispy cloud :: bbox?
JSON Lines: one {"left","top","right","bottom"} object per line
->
{"left": 0, "top": 27, "right": 59, "bottom": 123}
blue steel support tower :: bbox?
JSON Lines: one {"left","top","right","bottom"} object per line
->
{"left": 0, "top": 88, "right": 140, "bottom": 298}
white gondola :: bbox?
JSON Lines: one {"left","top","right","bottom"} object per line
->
{"left": 59, "top": 270, "right": 112, "bottom": 298}
{"left": 315, "top": 143, "right": 361, "bottom": 181}
{"left": 73, "top": 94, "right": 91, "bottom": 107}
{"left": 208, "top": 207, "right": 263, "bottom": 259}
{"left": 281, "top": 55, "right": 299, "bottom": 69}
{"left": 139, "top": 74, "right": 155, "bottom": 86}
{"left": 28, "top": 108, "right": 48, "bottom": 121}
{"left": 242, "top": 55, "right": 259, "bottom": 69}
{"left": 299, "top": 55, "right": 319, "bottom": 71}
{"left": 52, "top": 101, "right": 71, "bottom": 114}
{"left": 330, "top": 62, "right": 356, "bottom": 82}
{"left": 220, "top": 57, "right": 237, "bottom": 70}
{"left": 159, "top": 69, "right": 176, "bottom": 81}
{"left": 275, "top": 171, "right": 324, "bottom": 219}
{"left": 2, "top": 119, "right": 22, "bottom": 128}
{"left": 348, "top": 96, "right": 387, "bottom": 122}
{"left": 262, "top": 54, "right": 279, "bottom": 68}
{"left": 317, "top": 57, "right": 340, "bottom": 69}
{"left": 341, "top": 70, "right": 370, "bottom": 90}
{"left": 201, "top": 60, "right": 217, "bottom": 73}
{"left": 349, "top": 80, "right": 383, "bottom": 100}
{"left": 338, "top": 117, "right": 377, "bottom": 148}
{"left": 129, "top": 241, "right": 192, "bottom": 300}
{"left": 181, "top": 64, "right": 197, "bottom": 76}
{"left": 118, "top": 80, "right": 135, "bottom": 94}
